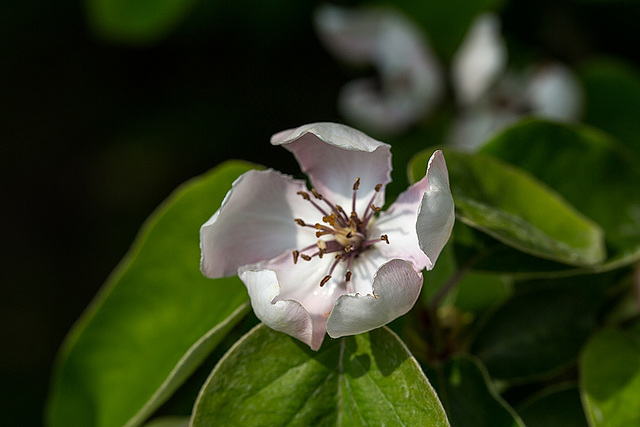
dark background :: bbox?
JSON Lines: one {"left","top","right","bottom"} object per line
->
{"left": 1, "top": 0, "right": 638, "bottom": 425}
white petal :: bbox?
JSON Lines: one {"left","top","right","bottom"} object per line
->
{"left": 526, "top": 63, "right": 583, "bottom": 121}
{"left": 315, "top": 5, "right": 444, "bottom": 134}
{"left": 417, "top": 151, "right": 455, "bottom": 269}
{"left": 326, "top": 259, "right": 423, "bottom": 338}
{"left": 271, "top": 123, "right": 391, "bottom": 214}
{"left": 452, "top": 13, "right": 507, "bottom": 106}
{"left": 369, "top": 170, "right": 433, "bottom": 271}
{"left": 239, "top": 268, "right": 321, "bottom": 350}
{"left": 200, "top": 169, "right": 319, "bottom": 278}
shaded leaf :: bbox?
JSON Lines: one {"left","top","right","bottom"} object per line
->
{"left": 192, "top": 324, "right": 449, "bottom": 426}
{"left": 47, "top": 161, "right": 257, "bottom": 427}
{"left": 580, "top": 325, "right": 640, "bottom": 427}
{"left": 517, "top": 385, "right": 588, "bottom": 427}
{"left": 426, "top": 355, "right": 524, "bottom": 427}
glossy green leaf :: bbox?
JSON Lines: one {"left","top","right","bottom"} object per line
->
{"left": 143, "top": 417, "right": 189, "bottom": 427}
{"left": 580, "top": 325, "right": 640, "bottom": 427}
{"left": 580, "top": 58, "right": 640, "bottom": 161}
{"left": 426, "top": 356, "right": 524, "bottom": 427}
{"left": 517, "top": 385, "right": 588, "bottom": 427}
{"left": 47, "top": 161, "right": 257, "bottom": 427}
{"left": 410, "top": 149, "right": 606, "bottom": 267}
{"left": 470, "top": 275, "right": 609, "bottom": 381}
{"left": 192, "top": 324, "right": 449, "bottom": 426}
{"left": 86, "top": 0, "right": 198, "bottom": 44}
{"left": 481, "top": 120, "right": 640, "bottom": 272}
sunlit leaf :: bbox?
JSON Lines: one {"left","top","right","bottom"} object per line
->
{"left": 47, "top": 161, "right": 257, "bottom": 427}
{"left": 192, "top": 324, "right": 450, "bottom": 426}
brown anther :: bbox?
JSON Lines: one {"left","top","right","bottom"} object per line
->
{"left": 301, "top": 254, "right": 312, "bottom": 261}
{"left": 375, "top": 183, "right": 383, "bottom": 192}
{"left": 345, "top": 231, "right": 353, "bottom": 238}
{"left": 345, "top": 271, "right": 352, "bottom": 282}
{"left": 296, "top": 191, "right": 310, "bottom": 200}
{"left": 318, "top": 249, "right": 325, "bottom": 259}
{"left": 352, "top": 177, "right": 361, "bottom": 191}
{"left": 370, "top": 204, "right": 382, "bottom": 212}
{"left": 292, "top": 250, "right": 300, "bottom": 264}
{"left": 317, "top": 240, "right": 327, "bottom": 250}
{"left": 294, "top": 218, "right": 306, "bottom": 226}
{"left": 316, "top": 231, "right": 327, "bottom": 238}
{"left": 380, "top": 234, "right": 389, "bottom": 244}
{"left": 320, "top": 275, "right": 331, "bottom": 287}
{"left": 344, "top": 244, "right": 353, "bottom": 253}
{"left": 335, "top": 254, "right": 343, "bottom": 260}
{"left": 311, "top": 188, "right": 323, "bottom": 200}
{"left": 322, "top": 213, "right": 336, "bottom": 226}
{"left": 335, "top": 205, "right": 345, "bottom": 214}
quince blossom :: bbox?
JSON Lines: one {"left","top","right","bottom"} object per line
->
{"left": 200, "top": 123, "right": 454, "bottom": 350}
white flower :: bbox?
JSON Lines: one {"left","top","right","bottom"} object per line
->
{"left": 200, "top": 123, "right": 454, "bottom": 350}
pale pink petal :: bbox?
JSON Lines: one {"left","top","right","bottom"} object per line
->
{"left": 242, "top": 250, "right": 347, "bottom": 351}
{"left": 239, "top": 268, "right": 320, "bottom": 350}
{"left": 452, "top": 13, "right": 507, "bottom": 106}
{"left": 315, "top": 5, "right": 444, "bottom": 134}
{"left": 271, "top": 123, "right": 391, "bottom": 214}
{"left": 325, "top": 259, "right": 423, "bottom": 338}
{"left": 200, "top": 169, "right": 319, "bottom": 278}
{"left": 417, "top": 151, "right": 455, "bottom": 269}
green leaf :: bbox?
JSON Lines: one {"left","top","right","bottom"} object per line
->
{"left": 580, "top": 325, "right": 640, "bottom": 427}
{"left": 191, "top": 324, "right": 450, "bottom": 426}
{"left": 580, "top": 58, "right": 640, "bottom": 162}
{"left": 409, "top": 149, "right": 606, "bottom": 267}
{"left": 426, "top": 355, "right": 524, "bottom": 427}
{"left": 143, "top": 417, "right": 189, "bottom": 427}
{"left": 470, "top": 274, "right": 610, "bottom": 381}
{"left": 517, "top": 385, "right": 588, "bottom": 427}
{"left": 481, "top": 119, "right": 640, "bottom": 272}
{"left": 86, "top": 0, "right": 198, "bottom": 44}
{"left": 47, "top": 161, "right": 257, "bottom": 427}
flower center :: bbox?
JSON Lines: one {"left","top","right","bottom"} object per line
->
{"left": 292, "top": 177, "right": 390, "bottom": 287}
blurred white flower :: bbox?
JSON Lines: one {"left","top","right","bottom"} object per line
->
{"left": 315, "top": 5, "right": 444, "bottom": 135}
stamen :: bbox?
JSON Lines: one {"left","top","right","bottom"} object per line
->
{"left": 317, "top": 240, "right": 327, "bottom": 251}
{"left": 320, "top": 275, "right": 331, "bottom": 287}
{"left": 353, "top": 178, "right": 360, "bottom": 191}
{"left": 362, "top": 182, "right": 384, "bottom": 226}
{"left": 381, "top": 234, "right": 389, "bottom": 244}
{"left": 292, "top": 250, "right": 300, "bottom": 264}
{"left": 296, "top": 191, "right": 310, "bottom": 200}
{"left": 344, "top": 244, "right": 353, "bottom": 253}
{"left": 300, "top": 254, "right": 312, "bottom": 261}
{"left": 370, "top": 204, "right": 381, "bottom": 212}
{"left": 298, "top": 190, "right": 329, "bottom": 216}
{"left": 294, "top": 218, "right": 306, "bottom": 227}
{"left": 345, "top": 271, "right": 352, "bottom": 282}
{"left": 322, "top": 213, "right": 336, "bottom": 226}
{"left": 311, "top": 188, "right": 323, "bottom": 200}
{"left": 375, "top": 183, "right": 383, "bottom": 192}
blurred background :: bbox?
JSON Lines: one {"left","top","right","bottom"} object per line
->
{"left": 1, "top": 0, "right": 639, "bottom": 425}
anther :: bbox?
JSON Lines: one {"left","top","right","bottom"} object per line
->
{"left": 353, "top": 177, "right": 360, "bottom": 191}
{"left": 311, "top": 188, "right": 323, "bottom": 200}
{"left": 296, "top": 191, "right": 310, "bottom": 200}
{"left": 345, "top": 271, "right": 352, "bottom": 282}
{"left": 370, "top": 204, "right": 381, "bottom": 212}
{"left": 344, "top": 244, "right": 353, "bottom": 253}
{"left": 320, "top": 275, "right": 331, "bottom": 287}
{"left": 322, "top": 213, "right": 336, "bottom": 226}
{"left": 375, "top": 183, "right": 383, "bottom": 192}
{"left": 294, "top": 218, "right": 306, "bottom": 226}
{"left": 292, "top": 250, "right": 300, "bottom": 264}
{"left": 381, "top": 234, "right": 389, "bottom": 244}
{"left": 301, "top": 254, "right": 312, "bottom": 261}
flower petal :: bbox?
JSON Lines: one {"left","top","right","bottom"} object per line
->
{"left": 314, "top": 5, "right": 444, "bottom": 134}
{"left": 416, "top": 151, "right": 455, "bottom": 269}
{"left": 239, "top": 268, "right": 320, "bottom": 350}
{"left": 200, "top": 169, "right": 319, "bottom": 278}
{"left": 241, "top": 250, "right": 346, "bottom": 351}
{"left": 526, "top": 63, "right": 583, "bottom": 121}
{"left": 452, "top": 13, "right": 507, "bottom": 106}
{"left": 325, "top": 259, "right": 423, "bottom": 338}
{"left": 271, "top": 123, "right": 392, "bottom": 214}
